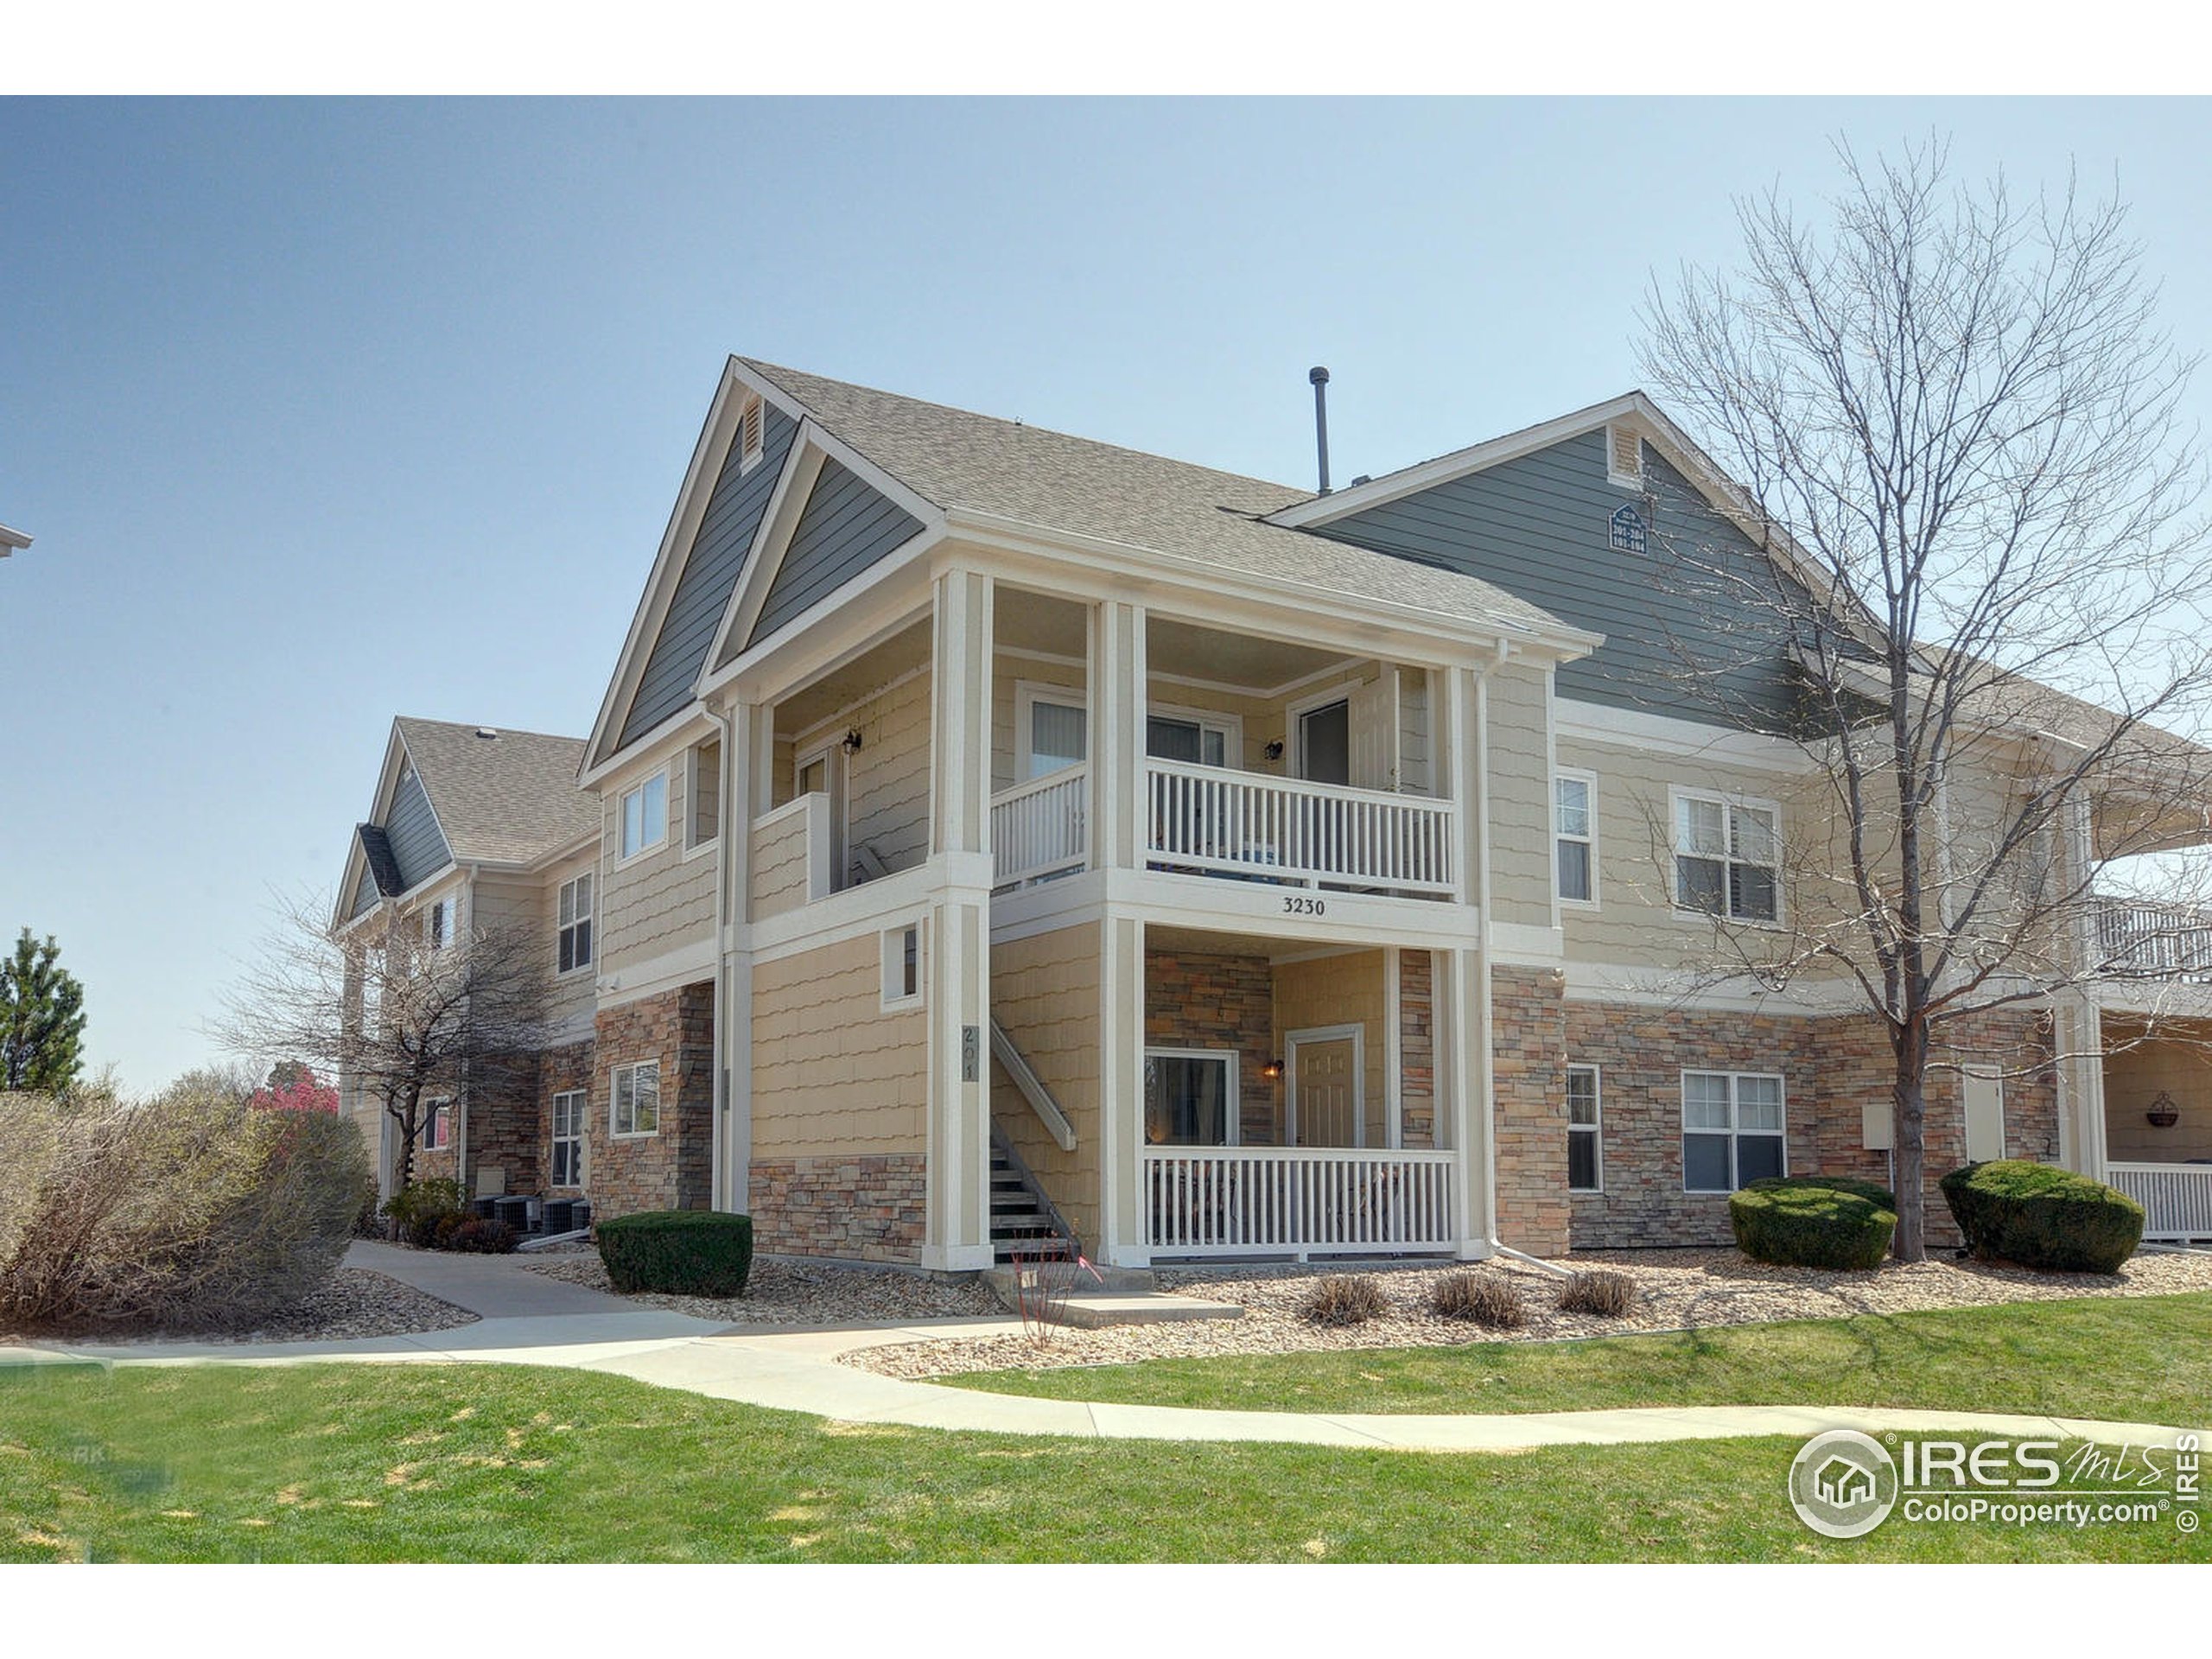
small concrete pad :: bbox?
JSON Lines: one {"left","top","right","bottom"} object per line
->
{"left": 1050, "top": 1294, "right": 1245, "bottom": 1329}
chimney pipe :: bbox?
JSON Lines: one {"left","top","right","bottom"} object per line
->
{"left": 1309, "top": 365, "right": 1332, "bottom": 496}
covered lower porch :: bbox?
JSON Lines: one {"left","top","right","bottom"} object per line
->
{"left": 2100, "top": 1015, "right": 2212, "bottom": 1242}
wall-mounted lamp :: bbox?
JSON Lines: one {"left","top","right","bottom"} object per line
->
{"left": 841, "top": 728, "right": 865, "bottom": 755}
{"left": 1262, "top": 739, "right": 1285, "bottom": 763}
{"left": 2147, "top": 1090, "right": 2181, "bottom": 1129}
{"left": 1262, "top": 1058, "right": 1284, "bottom": 1082}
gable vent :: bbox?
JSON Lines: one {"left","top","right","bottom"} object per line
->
{"left": 1606, "top": 423, "right": 1644, "bottom": 490}
{"left": 738, "top": 395, "right": 766, "bottom": 474}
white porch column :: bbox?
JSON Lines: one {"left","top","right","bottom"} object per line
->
{"left": 1437, "top": 944, "right": 1494, "bottom": 1255}
{"left": 924, "top": 569, "right": 996, "bottom": 1270}
{"left": 1090, "top": 601, "right": 1146, "bottom": 872}
{"left": 715, "top": 698, "right": 769, "bottom": 1216}
{"left": 2057, "top": 796, "right": 2110, "bottom": 1179}
{"left": 1098, "top": 908, "right": 1147, "bottom": 1266}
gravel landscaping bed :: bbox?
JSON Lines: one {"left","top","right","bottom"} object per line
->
{"left": 851, "top": 1247, "right": 2212, "bottom": 1380}
{"left": 524, "top": 1253, "right": 1003, "bottom": 1325}
{"left": 0, "top": 1268, "right": 479, "bottom": 1347}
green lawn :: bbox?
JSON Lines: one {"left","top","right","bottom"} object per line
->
{"left": 0, "top": 1361, "right": 2202, "bottom": 1562}
{"left": 941, "top": 1293, "right": 2212, "bottom": 1422}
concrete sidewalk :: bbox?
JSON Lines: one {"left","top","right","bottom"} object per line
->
{"left": 2, "top": 1244, "right": 2196, "bottom": 1453}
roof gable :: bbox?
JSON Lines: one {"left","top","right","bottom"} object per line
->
{"left": 742, "top": 457, "right": 925, "bottom": 652}
{"left": 392, "top": 718, "right": 595, "bottom": 867}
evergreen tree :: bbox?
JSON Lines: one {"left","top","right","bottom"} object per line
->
{"left": 1, "top": 928, "right": 88, "bottom": 1093}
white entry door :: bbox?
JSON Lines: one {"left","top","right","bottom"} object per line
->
{"left": 1287, "top": 1025, "right": 1365, "bottom": 1148}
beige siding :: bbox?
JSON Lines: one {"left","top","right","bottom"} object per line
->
{"left": 994, "top": 653, "right": 1086, "bottom": 794}
{"left": 1273, "top": 950, "right": 1389, "bottom": 1147}
{"left": 749, "top": 804, "right": 812, "bottom": 921}
{"left": 1486, "top": 659, "right": 1554, "bottom": 928}
{"left": 538, "top": 850, "right": 598, "bottom": 1032}
{"left": 789, "top": 665, "right": 933, "bottom": 878}
{"left": 600, "top": 747, "right": 715, "bottom": 975}
{"left": 990, "top": 923, "right": 1103, "bottom": 1248}
{"left": 2104, "top": 1025, "right": 2212, "bottom": 1163}
{"left": 752, "top": 931, "right": 927, "bottom": 1159}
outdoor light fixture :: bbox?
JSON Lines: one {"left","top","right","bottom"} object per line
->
{"left": 1262, "top": 1058, "right": 1284, "bottom": 1081}
{"left": 2147, "top": 1090, "right": 2181, "bottom": 1128}
{"left": 842, "top": 728, "right": 864, "bottom": 754}
{"left": 1263, "top": 739, "right": 1285, "bottom": 762}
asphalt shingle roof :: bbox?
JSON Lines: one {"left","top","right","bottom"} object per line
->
{"left": 393, "top": 718, "right": 597, "bottom": 868}
{"left": 737, "top": 359, "right": 1577, "bottom": 643}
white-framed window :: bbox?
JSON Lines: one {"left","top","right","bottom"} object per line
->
{"left": 1145, "top": 704, "right": 1239, "bottom": 770}
{"left": 687, "top": 738, "right": 722, "bottom": 851}
{"left": 620, "top": 770, "right": 668, "bottom": 861}
{"left": 425, "top": 895, "right": 457, "bottom": 952}
{"left": 1681, "top": 1071, "right": 1786, "bottom": 1192}
{"left": 556, "top": 873, "right": 594, "bottom": 975}
{"left": 881, "top": 923, "right": 923, "bottom": 1011}
{"left": 1567, "top": 1065, "right": 1602, "bottom": 1192}
{"left": 420, "top": 1096, "right": 453, "bottom": 1151}
{"left": 737, "top": 393, "right": 766, "bottom": 474}
{"left": 1555, "top": 770, "right": 1598, "bottom": 906}
{"left": 1143, "top": 1048, "right": 1240, "bottom": 1147}
{"left": 1015, "top": 683, "right": 1088, "bottom": 780}
{"left": 1673, "top": 789, "right": 1780, "bottom": 924}
{"left": 611, "top": 1060, "right": 660, "bottom": 1139}
{"left": 550, "top": 1089, "right": 585, "bottom": 1187}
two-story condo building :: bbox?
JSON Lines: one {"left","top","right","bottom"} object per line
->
{"left": 337, "top": 357, "right": 2212, "bottom": 1266}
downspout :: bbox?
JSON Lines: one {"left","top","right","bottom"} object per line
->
{"left": 707, "top": 702, "right": 735, "bottom": 1212}
{"left": 1471, "top": 639, "right": 1572, "bottom": 1279}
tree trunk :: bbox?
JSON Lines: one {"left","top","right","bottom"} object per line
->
{"left": 1891, "top": 1025, "right": 1928, "bottom": 1262}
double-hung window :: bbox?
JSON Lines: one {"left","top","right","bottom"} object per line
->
{"left": 426, "top": 895, "right": 456, "bottom": 951}
{"left": 1567, "top": 1065, "right": 1602, "bottom": 1191}
{"left": 557, "top": 874, "right": 593, "bottom": 975}
{"left": 1681, "top": 1071, "right": 1786, "bottom": 1192}
{"left": 1555, "top": 772, "right": 1597, "bottom": 905}
{"left": 620, "top": 772, "right": 667, "bottom": 860}
{"left": 550, "top": 1090, "right": 585, "bottom": 1186}
{"left": 421, "top": 1096, "right": 453, "bottom": 1151}
{"left": 611, "top": 1060, "right": 660, "bottom": 1138}
{"left": 1017, "top": 685, "right": 1088, "bottom": 779}
{"left": 1674, "top": 791, "right": 1779, "bottom": 923}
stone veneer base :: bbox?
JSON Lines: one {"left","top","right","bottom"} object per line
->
{"left": 749, "top": 1154, "right": 928, "bottom": 1264}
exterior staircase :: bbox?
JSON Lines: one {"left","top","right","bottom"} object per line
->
{"left": 988, "top": 1126, "right": 1075, "bottom": 1263}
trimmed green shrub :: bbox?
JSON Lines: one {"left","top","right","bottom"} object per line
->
{"left": 1940, "top": 1160, "right": 2145, "bottom": 1274}
{"left": 383, "top": 1178, "right": 467, "bottom": 1249}
{"left": 1730, "top": 1176, "right": 1897, "bottom": 1269}
{"left": 1299, "top": 1273, "right": 1389, "bottom": 1325}
{"left": 596, "top": 1210, "right": 754, "bottom": 1296}
{"left": 1429, "top": 1270, "right": 1527, "bottom": 1328}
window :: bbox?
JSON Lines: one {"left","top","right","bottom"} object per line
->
{"left": 882, "top": 924, "right": 923, "bottom": 1010}
{"left": 550, "top": 1090, "right": 585, "bottom": 1187}
{"left": 1555, "top": 772, "right": 1597, "bottom": 905}
{"left": 1674, "top": 791, "right": 1779, "bottom": 923}
{"left": 425, "top": 895, "right": 456, "bottom": 951}
{"left": 1017, "top": 685, "right": 1088, "bottom": 779}
{"left": 1143, "top": 1050, "right": 1238, "bottom": 1147}
{"left": 620, "top": 772, "right": 667, "bottom": 860}
{"left": 1146, "top": 711, "right": 1235, "bottom": 768}
{"left": 420, "top": 1096, "right": 453, "bottom": 1151}
{"left": 688, "top": 738, "right": 722, "bottom": 849}
{"left": 557, "top": 874, "right": 593, "bottom": 975}
{"left": 612, "top": 1061, "right": 660, "bottom": 1138}
{"left": 1681, "top": 1071, "right": 1785, "bottom": 1192}
{"left": 1567, "top": 1065, "right": 1602, "bottom": 1192}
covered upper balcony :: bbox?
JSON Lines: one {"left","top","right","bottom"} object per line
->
{"left": 987, "top": 589, "right": 1459, "bottom": 900}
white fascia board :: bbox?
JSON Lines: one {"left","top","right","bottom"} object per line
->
{"left": 576, "top": 703, "right": 717, "bottom": 792}
{"left": 0, "top": 523, "right": 30, "bottom": 555}
{"left": 582, "top": 359, "right": 751, "bottom": 779}
{"left": 1554, "top": 696, "right": 1817, "bottom": 777}
{"left": 526, "top": 830, "right": 602, "bottom": 874}
{"left": 944, "top": 509, "right": 1603, "bottom": 666}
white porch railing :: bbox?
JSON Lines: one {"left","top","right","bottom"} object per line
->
{"left": 2094, "top": 900, "right": 2212, "bottom": 982}
{"left": 991, "top": 766, "right": 1089, "bottom": 887}
{"left": 1146, "top": 760, "right": 1455, "bottom": 894}
{"left": 2107, "top": 1162, "right": 2212, "bottom": 1241}
{"left": 1142, "top": 1147, "right": 1458, "bottom": 1256}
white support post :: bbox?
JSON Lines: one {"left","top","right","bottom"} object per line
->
{"left": 923, "top": 569, "right": 996, "bottom": 1270}
{"left": 715, "top": 697, "right": 766, "bottom": 1217}
{"left": 1439, "top": 945, "right": 1492, "bottom": 1255}
{"left": 1091, "top": 601, "right": 1146, "bottom": 872}
{"left": 1099, "top": 909, "right": 1147, "bottom": 1267}
{"left": 1383, "top": 944, "right": 1403, "bottom": 1150}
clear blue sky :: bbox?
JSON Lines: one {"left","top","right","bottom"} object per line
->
{"left": 7, "top": 97, "right": 2212, "bottom": 1091}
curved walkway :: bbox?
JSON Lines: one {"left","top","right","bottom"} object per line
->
{"left": 2, "top": 1247, "right": 2196, "bottom": 1454}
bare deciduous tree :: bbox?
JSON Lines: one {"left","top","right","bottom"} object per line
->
{"left": 215, "top": 893, "right": 552, "bottom": 1196}
{"left": 1639, "top": 137, "right": 2212, "bottom": 1261}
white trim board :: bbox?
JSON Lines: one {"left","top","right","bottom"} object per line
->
{"left": 1554, "top": 697, "right": 1815, "bottom": 776}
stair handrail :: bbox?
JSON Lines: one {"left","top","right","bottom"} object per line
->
{"left": 988, "top": 1019, "right": 1077, "bottom": 1151}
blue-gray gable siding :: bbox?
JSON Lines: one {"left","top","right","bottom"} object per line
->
{"left": 1316, "top": 429, "right": 1803, "bottom": 728}
{"left": 745, "top": 459, "right": 925, "bottom": 649}
{"left": 348, "top": 862, "right": 381, "bottom": 920}
{"left": 617, "top": 404, "right": 802, "bottom": 748}
{"left": 384, "top": 765, "right": 450, "bottom": 891}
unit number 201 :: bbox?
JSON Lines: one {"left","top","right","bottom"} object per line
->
{"left": 1282, "top": 895, "right": 1326, "bottom": 917}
